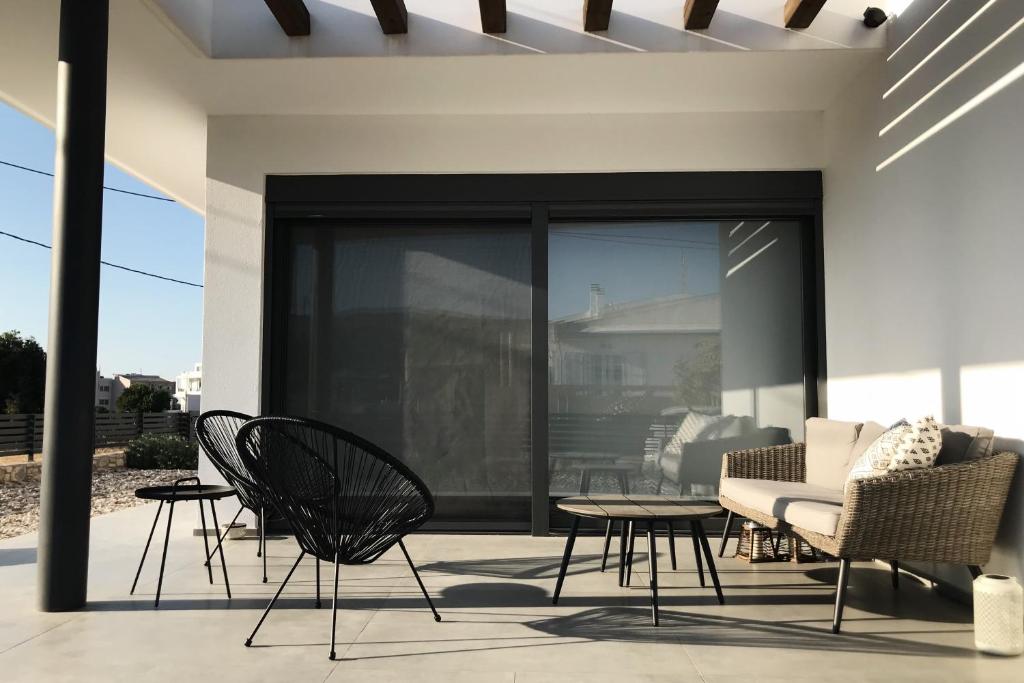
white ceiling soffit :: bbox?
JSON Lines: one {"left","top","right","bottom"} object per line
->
{"left": 154, "top": 0, "right": 887, "bottom": 59}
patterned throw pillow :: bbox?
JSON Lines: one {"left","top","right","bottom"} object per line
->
{"left": 888, "top": 415, "right": 943, "bottom": 471}
{"left": 662, "top": 412, "right": 722, "bottom": 456}
{"left": 845, "top": 419, "right": 910, "bottom": 493}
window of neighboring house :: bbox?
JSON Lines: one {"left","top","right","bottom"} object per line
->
{"left": 100, "top": 385, "right": 109, "bottom": 392}
{"left": 98, "top": 399, "right": 108, "bottom": 406}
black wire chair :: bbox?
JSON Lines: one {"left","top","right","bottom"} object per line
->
{"left": 195, "top": 410, "right": 276, "bottom": 584}
{"left": 236, "top": 416, "right": 441, "bottom": 660}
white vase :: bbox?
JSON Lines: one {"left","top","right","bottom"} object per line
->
{"left": 973, "top": 574, "right": 1024, "bottom": 656}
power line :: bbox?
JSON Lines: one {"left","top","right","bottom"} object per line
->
{"left": 0, "top": 159, "right": 175, "bottom": 203}
{"left": 0, "top": 228, "right": 202, "bottom": 289}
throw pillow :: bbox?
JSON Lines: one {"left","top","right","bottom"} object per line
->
{"left": 888, "top": 415, "right": 943, "bottom": 472}
{"left": 845, "top": 419, "right": 910, "bottom": 493}
{"left": 662, "top": 412, "right": 722, "bottom": 456}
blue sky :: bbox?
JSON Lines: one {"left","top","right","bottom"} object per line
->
{"left": 0, "top": 102, "right": 204, "bottom": 381}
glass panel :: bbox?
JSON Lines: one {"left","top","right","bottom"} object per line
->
{"left": 282, "top": 224, "right": 532, "bottom": 525}
{"left": 548, "top": 221, "right": 804, "bottom": 501}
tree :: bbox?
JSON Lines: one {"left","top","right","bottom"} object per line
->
{"left": 673, "top": 337, "right": 722, "bottom": 410}
{"left": 116, "top": 384, "right": 172, "bottom": 413}
{"left": 0, "top": 330, "right": 47, "bottom": 414}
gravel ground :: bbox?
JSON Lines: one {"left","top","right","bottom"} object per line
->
{"left": 0, "top": 468, "right": 197, "bottom": 540}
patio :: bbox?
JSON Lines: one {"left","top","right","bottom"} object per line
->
{"left": 1, "top": 502, "right": 1017, "bottom": 682}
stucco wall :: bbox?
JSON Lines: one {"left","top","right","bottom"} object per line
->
{"left": 823, "top": 0, "right": 1024, "bottom": 586}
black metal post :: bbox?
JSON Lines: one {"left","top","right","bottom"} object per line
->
{"left": 37, "top": 0, "right": 109, "bottom": 612}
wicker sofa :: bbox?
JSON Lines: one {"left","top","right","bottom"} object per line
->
{"left": 717, "top": 418, "right": 1019, "bottom": 633}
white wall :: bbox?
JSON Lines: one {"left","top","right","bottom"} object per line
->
{"left": 824, "top": 0, "right": 1024, "bottom": 585}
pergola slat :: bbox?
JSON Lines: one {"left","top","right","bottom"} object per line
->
{"left": 370, "top": 0, "right": 409, "bottom": 35}
{"left": 479, "top": 0, "right": 506, "bottom": 34}
{"left": 783, "top": 0, "right": 828, "bottom": 29}
{"left": 583, "top": 0, "right": 613, "bottom": 33}
{"left": 684, "top": 0, "right": 719, "bottom": 30}
{"left": 263, "top": 0, "right": 310, "bottom": 37}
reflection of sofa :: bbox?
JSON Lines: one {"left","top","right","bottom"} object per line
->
{"left": 655, "top": 414, "right": 791, "bottom": 497}
{"left": 718, "top": 418, "right": 1019, "bottom": 634}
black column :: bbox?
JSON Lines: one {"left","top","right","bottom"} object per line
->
{"left": 37, "top": 0, "right": 109, "bottom": 612}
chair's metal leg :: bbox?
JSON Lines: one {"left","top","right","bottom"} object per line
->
{"left": 617, "top": 521, "right": 628, "bottom": 587}
{"left": 656, "top": 473, "right": 664, "bottom": 495}
{"left": 154, "top": 500, "right": 176, "bottom": 608}
{"left": 198, "top": 496, "right": 213, "bottom": 585}
{"left": 205, "top": 507, "right": 243, "bottom": 566}
{"left": 315, "top": 557, "right": 322, "bottom": 608}
{"left": 245, "top": 551, "right": 305, "bottom": 647}
{"left": 398, "top": 539, "right": 441, "bottom": 621}
{"left": 256, "top": 506, "right": 263, "bottom": 558}
{"left": 130, "top": 501, "right": 163, "bottom": 595}
{"left": 832, "top": 558, "right": 852, "bottom": 634}
{"left": 695, "top": 520, "right": 724, "bottom": 604}
{"left": 329, "top": 555, "right": 341, "bottom": 660}
{"left": 690, "top": 522, "right": 705, "bottom": 587}
{"left": 600, "top": 520, "right": 614, "bottom": 572}
{"left": 890, "top": 560, "right": 899, "bottom": 590}
{"left": 260, "top": 507, "right": 268, "bottom": 583}
{"left": 718, "top": 510, "right": 735, "bottom": 558}
{"left": 666, "top": 521, "right": 677, "bottom": 570}
{"left": 622, "top": 520, "right": 630, "bottom": 585}
{"left": 647, "top": 521, "right": 659, "bottom": 626}
{"left": 209, "top": 499, "right": 231, "bottom": 599}
{"left": 968, "top": 565, "right": 983, "bottom": 580}
{"left": 553, "top": 516, "right": 580, "bottom": 604}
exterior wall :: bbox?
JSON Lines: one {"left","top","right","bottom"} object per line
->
{"left": 823, "top": 1, "right": 1024, "bottom": 586}
{"left": 201, "top": 109, "right": 826, "bottom": 498}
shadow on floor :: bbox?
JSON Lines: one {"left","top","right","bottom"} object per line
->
{"left": 418, "top": 553, "right": 606, "bottom": 580}
{"left": 0, "top": 547, "right": 36, "bottom": 567}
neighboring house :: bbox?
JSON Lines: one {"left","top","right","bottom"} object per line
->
{"left": 94, "top": 371, "right": 114, "bottom": 410}
{"left": 104, "top": 373, "right": 175, "bottom": 411}
{"left": 173, "top": 363, "right": 202, "bottom": 413}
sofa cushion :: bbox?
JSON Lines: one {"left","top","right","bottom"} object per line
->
{"left": 888, "top": 415, "right": 942, "bottom": 472}
{"left": 845, "top": 419, "right": 911, "bottom": 493}
{"left": 851, "top": 421, "right": 888, "bottom": 461}
{"left": 662, "top": 412, "right": 722, "bottom": 456}
{"left": 804, "top": 418, "right": 863, "bottom": 490}
{"left": 720, "top": 478, "right": 845, "bottom": 536}
{"left": 936, "top": 424, "right": 995, "bottom": 465}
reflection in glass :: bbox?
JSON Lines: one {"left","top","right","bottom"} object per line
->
{"left": 281, "top": 224, "right": 532, "bottom": 524}
{"left": 548, "top": 221, "right": 803, "bottom": 501}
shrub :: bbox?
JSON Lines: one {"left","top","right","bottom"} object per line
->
{"left": 125, "top": 434, "right": 198, "bottom": 470}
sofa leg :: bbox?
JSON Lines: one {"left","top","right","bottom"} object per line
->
{"left": 832, "top": 558, "right": 851, "bottom": 634}
{"left": 968, "top": 565, "right": 983, "bottom": 580}
{"left": 718, "top": 510, "right": 735, "bottom": 558}
{"left": 890, "top": 560, "right": 899, "bottom": 590}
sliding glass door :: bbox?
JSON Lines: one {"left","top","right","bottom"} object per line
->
{"left": 277, "top": 223, "right": 533, "bottom": 526}
{"left": 548, "top": 220, "right": 804, "bottom": 505}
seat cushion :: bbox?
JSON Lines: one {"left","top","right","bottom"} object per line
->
{"left": 720, "top": 478, "right": 844, "bottom": 536}
{"left": 804, "top": 418, "right": 863, "bottom": 490}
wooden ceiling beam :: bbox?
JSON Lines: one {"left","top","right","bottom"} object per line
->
{"left": 263, "top": 0, "right": 310, "bottom": 37}
{"left": 683, "top": 0, "right": 719, "bottom": 30}
{"left": 369, "top": 0, "right": 408, "bottom": 35}
{"left": 479, "top": 0, "right": 507, "bottom": 34}
{"left": 783, "top": 0, "right": 828, "bottom": 29}
{"left": 583, "top": 0, "right": 613, "bottom": 33}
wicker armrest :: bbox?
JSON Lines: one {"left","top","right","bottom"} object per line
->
{"left": 720, "top": 442, "right": 806, "bottom": 483}
{"left": 833, "top": 451, "right": 1019, "bottom": 564}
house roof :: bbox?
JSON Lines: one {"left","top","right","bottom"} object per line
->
{"left": 552, "top": 292, "right": 721, "bottom": 334}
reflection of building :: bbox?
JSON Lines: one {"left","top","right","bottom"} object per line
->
{"left": 549, "top": 285, "right": 720, "bottom": 402}
{"left": 174, "top": 363, "right": 202, "bottom": 412}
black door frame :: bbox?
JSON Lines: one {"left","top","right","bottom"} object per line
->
{"left": 262, "top": 172, "right": 826, "bottom": 536}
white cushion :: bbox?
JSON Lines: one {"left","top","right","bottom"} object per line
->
{"left": 720, "top": 478, "right": 844, "bottom": 536}
{"left": 889, "top": 415, "right": 942, "bottom": 472}
{"left": 804, "top": 418, "right": 863, "bottom": 490}
{"left": 662, "top": 412, "right": 722, "bottom": 456}
{"left": 845, "top": 420, "right": 911, "bottom": 493}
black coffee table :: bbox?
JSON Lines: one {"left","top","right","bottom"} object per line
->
{"left": 130, "top": 477, "right": 237, "bottom": 607}
{"left": 552, "top": 494, "right": 725, "bottom": 625}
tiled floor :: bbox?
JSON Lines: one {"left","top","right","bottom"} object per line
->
{"left": 0, "top": 503, "right": 1019, "bottom": 682}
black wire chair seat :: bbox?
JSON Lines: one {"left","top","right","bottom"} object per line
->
{"left": 195, "top": 410, "right": 276, "bottom": 583}
{"left": 236, "top": 415, "right": 441, "bottom": 659}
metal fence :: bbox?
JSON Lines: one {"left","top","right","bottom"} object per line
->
{"left": 0, "top": 411, "right": 196, "bottom": 460}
